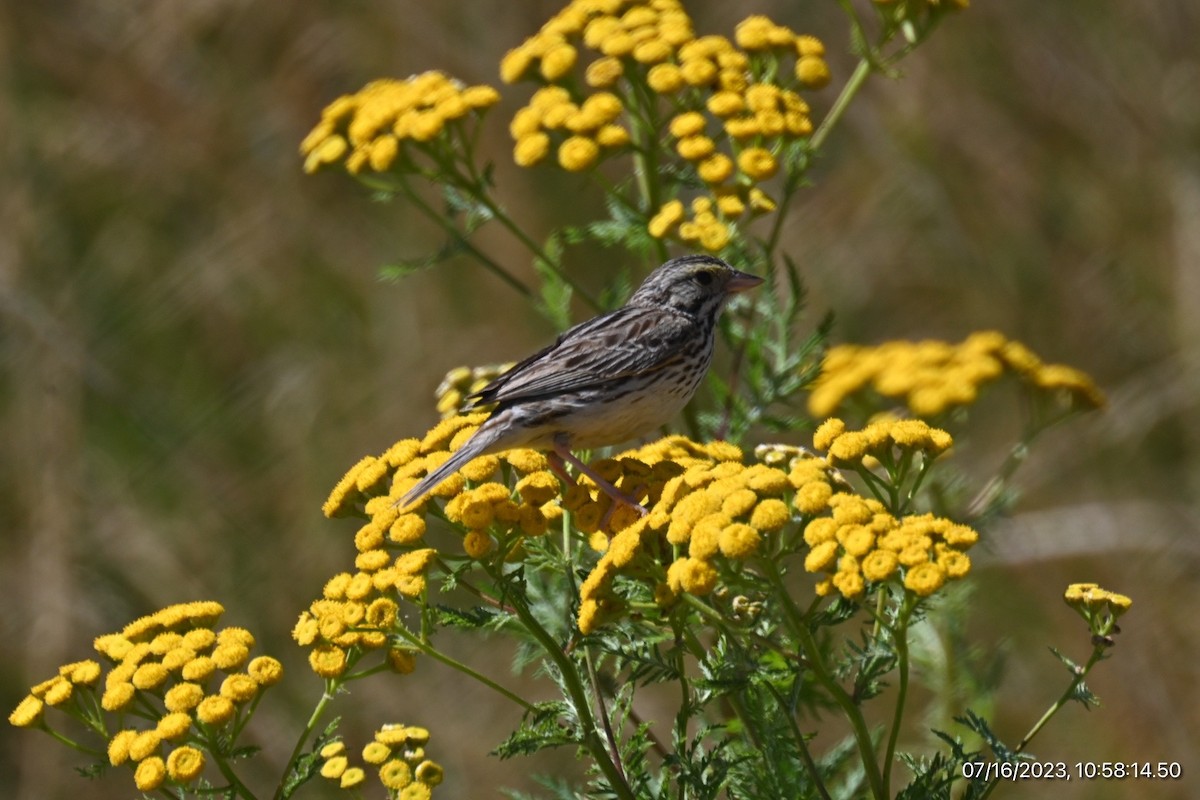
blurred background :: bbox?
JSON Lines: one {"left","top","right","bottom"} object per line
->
{"left": 2, "top": 1, "right": 1197, "bottom": 798}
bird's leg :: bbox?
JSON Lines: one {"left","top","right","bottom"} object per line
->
{"left": 551, "top": 439, "right": 648, "bottom": 517}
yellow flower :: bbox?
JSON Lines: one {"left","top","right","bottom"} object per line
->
{"left": 680, "top": 58, "right": 718, "bottom": 86}
{"left": 129, "top": 729, "right": 163, "bottom": 761}
{"left": 734, "top": 15, "right": 776, "bottom": 50}
{"left": 749, "top": 498, "right": 790, "bottom": 531}
{"left": 60, "top": 659, "right": 102, "bottom": 685}
{"left": 462, "top": 85, "right": 500, "bottom": 109}
{"left": 415, "top": 759, "right": 445, "bottom": 785}
{"left": 648, "top": 200, "right": 685, "bottom": 238}
{"left": 400, "top": 782, "right": 434, "bottom": 800}
{"left": 108, "top": 729, "right": 136, "bottom": 765}
{"left": 861, "top": 549, "right": 899, "bottom": 581}
{"left": 795, "top": 480, "right": 833, "bottom": 515}
{"left": 40, "top": 676, "right": 73, "bottom": 706}
{"left": 804, "top": 540, "right": 839, "bottom": 572}
{"left": 795, "top": 56, "right": 831, "bottom": 88}
{"left": 668, "top": 112, "right": 706, "bottom": 139}
{"left": 8, "top": 695, "right": 43, "bottom": 728}
{"left": 707, "top": 91, "right": 745, "bottom": 118}
{"left": 666, "top": 557, "right": 718, "bottom": 595}
{"left": 748, "top": 187, "right": 776, "bottom": 213}
{"left": 719, "top": 523, "right": 762, "bottom": 558}
{"left": 321, "top": 755, "right": 349, "bottom": 779}
{"left": 513, "top": 131, "right": 549, "bottom": 165}
{"left": 320, "top": 740, "right": 346, "bottom": 758}
{"left": 157, "top": 711, "right": 192, "bottom": 740}
{"left": 388, "top": 648, "right": 417, "bottom": 674}
{"left": 832, "top": 568, "right": 865, "bottom": 599}
{"left": 359, "top": 741, "right": 389, "bottom": 766}
{"left": 135, "top": 756, "right": 167, "bottom": 791}
{"left": 390, "top": 514, "right": 427, "bottom": 544}
{"left": 196, "top": 694, "right": 236, "bottom": 725}
{"left": 500, "top": 47, "right": 536, "bottom": 83}
{"left": 803, "top": 517, "right": 837, "bottom": 547}
{"left": 540, "top": 42, "right": 578, "bottom": 80}
{"left": 308, "top": 645, "right": 348, "bottom": 679}
{"left": 698, "top": 153, "right": 734, "bottom": 183}
{"left": 167, "top": 746, "right": 205, "bottom": 783}
{"left": 585, "top": 56, "right": 624, "bottom": 87}
{"left": 220, "top": 674, "right": 259, "bottom": 704}
{"left": 840, "top": 525, "right": 875, "bottom": 557}
{"left": 380, "top": 758, "right": 414, "bottom": 789}
{"left": 1032, "top": 364, "right": 1106, "bottom": 408}
{"left": 463, "top": 529, "right": 492, "bottom": 558}
{"left": 341, "top": 767, "right": 367, "bottom": 788}
{"left": 558, "top": 136, "right": 601, "bottom": 171}
{"left": 904, "top": 562, "right": 947, "bottom": 596}
{"left": 368, "top": 135, "right": 400, "bottom": 171}
{"left": 738, "top": 147, "right": 778, "bottom": 180}
{"left": 600, "top": 31, "right": 637, "bottom": 58}
{"left": 397, "top": 575, "right": 427, "bottom": 598}
{"left": 164, "top": 682, "right": 204, "bottom": 712}
{"left": 101, "top": 682, "right": 135, "bottom": 712}
{"left": 936, "top": 548, "right": 971, "bottom": 579}
{"left": 633, "top": 39, "right": 673, "bottom": 64}
{"left": 647, "top": 63, "right": 685, "bottom": 93}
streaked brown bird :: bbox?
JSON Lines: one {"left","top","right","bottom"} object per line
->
{"left": 399, "top": 254, "right": 763, "bottom": 511}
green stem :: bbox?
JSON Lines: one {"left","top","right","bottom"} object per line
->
{"left": 762, "top": 682, "right": 833, "bottom": 800}
{"left": 507, "top": 590, "right": 637, "bottom": 800}
{"left": 810, "top": 58, "right": 873, "bottom": 154}
{"left": 585, "top": 647, "right": 627, "bottom": 786}
{"left": 272, "top": 687, "right": 337, "bottom": 800}
{"left": 392, "top": 178, "right": 536, "bottom": 300}
{"left": 766, "top": 560, "right": 887, "bottom": 799}
{"left": 207, "top": 727, "right": 260, "bottom": 800}
{"left": 882, "top": 599, "right": 913, "bottom": 794}
{"left": 390, "top": 626, "right": 535, "bottom": 712}
{"left": 446, "top": 157, "right": 603, "bottom": 312}
{"left": 976, "top": 646, "right": 1107, "bottom": 800}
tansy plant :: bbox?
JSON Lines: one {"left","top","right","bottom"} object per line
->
{"left": 13, "top": 2, "right": 1129, "bottom": 799}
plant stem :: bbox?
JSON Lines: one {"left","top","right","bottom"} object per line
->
{"left": 766, "top": 560, "right": 887, "bottom": 799}
{"left": 272, "top": 686, "right": 336, "bottom": 800}
{"left": 763, "top": 682, "right": 833, "bottom": 800}
{"left": 810, "top": 58, "right": 873, "bottom": 154}
{"left": 393, "top": 178, "right": 536, "bottom": 300}
{"left": 390, "top": 626, "right": 535, "bottom": 712}
{"left": 882, "top": 599, "right": 913, "bottom": 794}
{"left": 585, "top": 647, "right": 628, "bottom": 785}
{"left": 507, "top": 591, "right": 637, "bottom": 800}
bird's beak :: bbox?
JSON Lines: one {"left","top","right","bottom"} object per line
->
{"left": 726, "top": 271, "right": 765, "bottom": 294}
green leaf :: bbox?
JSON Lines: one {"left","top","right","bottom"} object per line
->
{"left": 492, "top": 702, "right": 578, "bottom": 759}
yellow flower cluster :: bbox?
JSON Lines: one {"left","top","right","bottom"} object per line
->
{"left": 808, "top": 330, "right": 1106, "bottom": 418}
{"left": 301, "top": 72, "right": 501, "bottom": 175}
{"left": 319, "top": 725, "right": 444, "bottom": 797}
{"left": 795, "top": 419, "right": 977, "bottom": 599}
{"left": 577, "top": 437, "right": 799, "bottom": 634}
{"left": 293, "top": 544, "right": 434, "bottom": 678}
{"left": 434, "top": 362, "right": 515, "bottom": 418}
{"left": 8, "top": 602, "right": 283, "bottom": 794}
{"left": 510, "top": 86, "right": 632, "bottom": 171}
{"left": 647, "top": 191, "right": 775, "bottom": 253}
{"left": 1064, "top": 582, "right": 1132, "bottom": 643}
{"left": 500, "top": 1, "right": 829, "bottom": 251}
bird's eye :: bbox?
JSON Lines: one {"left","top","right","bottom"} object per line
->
{"left": 694, "top": 270, "right": 715, "bottom": 286}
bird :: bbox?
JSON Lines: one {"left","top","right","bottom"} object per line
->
{"left": 397, "top": 254, "right": 764, "bottom": 513}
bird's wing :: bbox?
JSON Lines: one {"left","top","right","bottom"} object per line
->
{"left": 468, "top": 306, "right": 692, "bottom": 406}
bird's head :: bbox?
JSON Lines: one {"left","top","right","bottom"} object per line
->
{"left": 627, "top": 255, "right": 764, "bottom": 318}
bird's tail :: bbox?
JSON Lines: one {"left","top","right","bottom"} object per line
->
{"left": 395, "top": 437, "right": 487, "bottom": 511}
